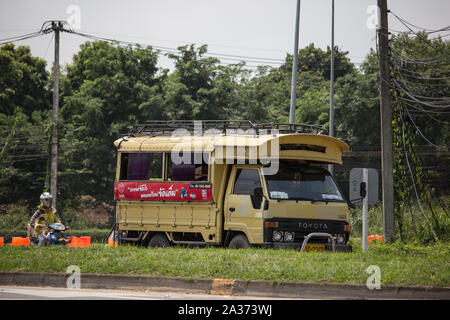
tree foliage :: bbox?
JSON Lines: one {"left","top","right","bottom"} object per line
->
{"left": 0, "top": 44, "right": 50, "bottom": 205}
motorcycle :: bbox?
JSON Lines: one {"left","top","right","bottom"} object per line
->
{"left": 30, "top": 219, "right": 72, "bottom": 246}
{"left": 47, "top": 220, "right": 72, "bottom": 245}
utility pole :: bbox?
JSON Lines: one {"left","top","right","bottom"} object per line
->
{"left": 289, "top": 0, "right": 301, "bottom": 124}
{"left": 328, "top": 0, "right": 335, "bottom": 175}
{"left": 377, "top": 0, "right": 395, "bottom": 242}
{"left": 50, "top": 21, "right": 62, "bottom": 209}
{"left": 362, "top": 169, "right": 369, "bottom": 252}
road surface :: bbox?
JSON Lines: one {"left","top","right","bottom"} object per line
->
{"left": 0, "top": 286, "right": 288, "bottom": 300}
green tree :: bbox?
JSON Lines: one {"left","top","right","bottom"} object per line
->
{"left": 334, "top": 49, "right": 380, "bottom": 147}
{"left": 59, "top": 41, "right": 164, "bottom": 205}
{"left": 282, "top": 43, "right": 355, "bottom": 81}
{"left": 238, "top": 44, "right": 355, "bottom": 125}
{"left": 0, "top": 44, "right": 51, "bottom": 206}
{"left": 166, "top": 44, "right": 225, "bottom": 120}
{"left": 0, "top": 44, "right": 50, "bottom": 117}
{"left": 295, "top": 86, "right": 330, "bottom": 126}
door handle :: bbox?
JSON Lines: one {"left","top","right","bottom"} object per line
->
{"left": 229, "top": 207, "right": 235, "bottom": 213}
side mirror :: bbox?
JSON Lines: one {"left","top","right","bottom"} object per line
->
{"left": 347, "top": 182, "right": 367, "bottom": 209}
{"left": 251, "top": 187, "right": 263, "bottom": 210}
{"left": 347, "top": 200, "right": 356, "bottom": 209}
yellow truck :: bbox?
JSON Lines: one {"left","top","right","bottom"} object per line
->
{"left": 112, "top": 120, "right": 352, "bottom": 252}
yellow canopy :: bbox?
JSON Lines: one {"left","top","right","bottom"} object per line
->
{"left": 114, "top": 133, "right": 350, "bottom": 165}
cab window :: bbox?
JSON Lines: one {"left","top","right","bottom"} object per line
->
{"left": 233, "top": 169, "right": 263, "bottom": 209}
{"left": 119, "top": 152, "right": 163, "bottom": 181}
{"left": 167, "top": 152, "right": 209, "bottom": 182}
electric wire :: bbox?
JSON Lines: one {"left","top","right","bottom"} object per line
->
{"left": 393, "top": 79, "right": 450, "bottom": 109}
{"left": 402, "top": 104, "right": 449, "bottom": 148}
{"left": 69, "top": 30, "right": 286, "bottom": 66}
{"left": 390, "top": 10, "right": 450, "bottom": 35}
{"left": 0, "top": 31, "right": 43, "bottom": 46}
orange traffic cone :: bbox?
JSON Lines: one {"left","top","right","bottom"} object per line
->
{"left": 68, "top": 237, "right": 79, "bottom": 247}
{"left": 108, "top": 238, "right": 118, "bottom": 247}
{"left": 79, "top": 236, "right": 91, "bottom": 247}
{"left": 11, "top": 237, "right": 30, "bottom": 246}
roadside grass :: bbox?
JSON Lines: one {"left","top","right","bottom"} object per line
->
{"left": 0, "top": 241, "right": 448, "bottom": 287}
{"left": 0, "top": 229, "right": 111, "bottom": 243}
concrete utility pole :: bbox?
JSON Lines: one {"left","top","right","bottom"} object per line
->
{"left": 377, "top": 0, "right": 395, "bottom": 242}
{"left": 328, "top": 0, "right": 335, "bottom": 175}
{"left": 50, "top": 21, "right": 62, "bottom": 209}
{"left": 289, "top": 0, "right": 301, "bottom": 124}
{"left": 362, "top": 169, "right": 369, "bottom": 252}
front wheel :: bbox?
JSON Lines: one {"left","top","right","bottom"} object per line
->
{"left": 148, "top": 233, "right": 171, "bottom": 248}
{"left": 228, "top": 234, "right": 251, "bottom": 249}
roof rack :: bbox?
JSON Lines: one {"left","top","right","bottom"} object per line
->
{"left": 254, "top": 123, "right": 328, "bottom": 135}
{"left": 125, "top": 120, "right": 328, "bottom": 137}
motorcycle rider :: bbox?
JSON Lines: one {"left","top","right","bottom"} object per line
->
{"left": 29, "top": 192, "right": 63, "bottom": 246}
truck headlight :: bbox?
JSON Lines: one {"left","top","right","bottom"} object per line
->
{"left": 284, "top": 232, "right": 294, "bottom": 242}
{"left": 273, "top": 231, "right": 283, "bottom": 242}
{"left": 336, "top": 234, "right": 346, "bottom": 244}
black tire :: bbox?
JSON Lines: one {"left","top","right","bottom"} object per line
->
{"left": 148, "top": 233, "right": 170, "bottom": 248}
{"left": 228, "top": 234, "right": 251, "bottom": 249}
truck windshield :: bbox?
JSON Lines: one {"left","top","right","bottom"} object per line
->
{"left": 265, "top": 166, "right": 344, "bottom": 202}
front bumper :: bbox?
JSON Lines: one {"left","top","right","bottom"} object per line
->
{"left": 264, "top": 218, "right": 351, "bottom": 251}
{"left": 264, "top": 242, "right": 352, "bottom": 252}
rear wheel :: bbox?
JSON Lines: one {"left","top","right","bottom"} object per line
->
{"left": 148, "top": 233, "right": 170, "bottom": 248}
{"left": 228, "top": 234, "right": 251, "bottom": 249}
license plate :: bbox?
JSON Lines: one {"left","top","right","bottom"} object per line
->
{"left": 305, "top": 244, "right": 326, "bottom": 252}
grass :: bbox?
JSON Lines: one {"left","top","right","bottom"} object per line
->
{"left": 0, "top": 240, "right": 449, "bottom": 287}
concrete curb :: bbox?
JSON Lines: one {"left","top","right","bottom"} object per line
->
{"left": 0, "top": 272, "right": 449, "bottom": 299}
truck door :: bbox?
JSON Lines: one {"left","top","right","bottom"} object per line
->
{"left": 224, "top": 167, "right": 265, "bottom": 244}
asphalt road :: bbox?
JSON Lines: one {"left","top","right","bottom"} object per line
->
{"left": 0, "top": 286, "right": 287, "bottom": 300}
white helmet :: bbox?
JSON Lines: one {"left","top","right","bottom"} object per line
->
{"left": 40, "top": 192, "right": 53, "bottom": 208}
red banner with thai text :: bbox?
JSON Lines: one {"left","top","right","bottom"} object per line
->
{"left": 114, "top": 181, "right": 213, "bottom": 202}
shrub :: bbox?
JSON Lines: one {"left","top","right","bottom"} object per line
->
{"left": 64, "top": 195, "right": 114, "bottom": 229}
{"left": 0, "top": 202, "right": 32, "bottom": 231}
{"left": 349, "top": 198, "right": 449, "bottom": 244}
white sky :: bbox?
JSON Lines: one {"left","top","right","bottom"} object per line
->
{"left": 0, "top": 0, "right": 449, "bottom": 71}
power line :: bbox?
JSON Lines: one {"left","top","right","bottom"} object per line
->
{"left": 69, "top": 30, "right": 285, "bottom": 66}
{"left": 80, "top": 29, "right": 288, "bottom": 55}
{"left": 393, "top": 79, "right": 450, "bottom": 109}
{"left": 1, "top": 22, "right": 365, "bottom": 71}
{"left": 390, "top": 10, "right": 450, "bottom": 35}
{"left": 402, "top": 104, "right": 449, "bottom": 149}
{"left": 0, "top": 31, "right": 43, "bottom": 45}
{"left": 69, "top": 29, "right": 362, "bottom": 68}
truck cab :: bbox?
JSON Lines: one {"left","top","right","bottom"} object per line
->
{"left": 224, "top": 162, "right": 351, "bottom": 251}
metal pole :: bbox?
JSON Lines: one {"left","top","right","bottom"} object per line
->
{"left": 50, "top": 22, "right": 60, "bottom": 209}
{"left": 362, "top": 169, "right": 369, "bottom": 253}
{"left": 377, "top": 0, "right": 395, "bottom": 242}
{"left": 289, "top": 0, "right": 301, "bottom": 124}
{"left": 328, "top": 0, "right": 335, "bottom": 175}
